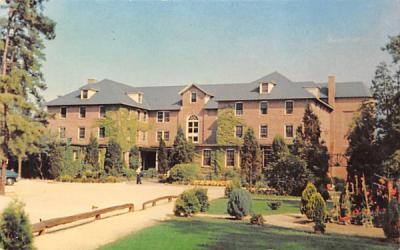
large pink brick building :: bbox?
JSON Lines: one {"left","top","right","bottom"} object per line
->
{"left": 46, "top": 72, "right": 372, "bottom": 178}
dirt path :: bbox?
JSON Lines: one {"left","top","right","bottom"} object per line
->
{"left": 1, "top": 180, "right": 224, "bottom": 250}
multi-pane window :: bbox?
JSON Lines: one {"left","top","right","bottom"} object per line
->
{"left": 235, "top": 102, "right": 243, "bottom": 116}
{"left": 285, "top": 101, "right": 294, "bottom": 114}
{"left": 203, "top": 149, "right": 211, "bottom": 166}
{"left": 79, "top": 107, "right": 86, "bottom": 118}
{"left": 235, "top": 125, "right": 243, "bottom": 138}
{"left": 143, "top": 111, "right": 147, "bottom": 122}
{"left": 187, "top": 115, "right": 199, "bottom": 143}
{"left": 99, "top": 106, "right": 106, "bottom": 118}
{"left": 260, "top": 124, "right": 268, "bottom": 138}
{"left": 191, "top": 92, "right": 197, "bottom": 103}
{"left": 99, "top": 127, "right": 106, "bottom": 139}
{"left": 285, "top": 124, "right": 294, "bottom": 138}
{"left": 260, "top": 101, "right": 268, "bottom": 115}
{"left": 60, "top": 107, "right": 67, "bottom": 118}
{"left": 157, "top": 131, "right": 163, "bottom": 141}
{"left": 157, "top": 111, "right": 170, "bottom": 122}
{"left": 226, "top": 149, "right": 235, "bottom": 166}
{"left": 82, "top": 90, "right": 88, "bottom": 99}
{"left": 164, "top": 131, "right": 170, "bottom": 141}
{"left": 262, "top": 148, "right": 272, "bottom": 168}
{"left": 261, "top": 83, "right": 269, "bottom": 93}
{"left": 79, "top": 127, "right": 85, "bottom": 139}
{"left": 59, "top": 127, "right": 66, "bottom": 139}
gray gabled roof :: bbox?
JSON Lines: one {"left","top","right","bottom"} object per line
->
{"left": 46, "top": 72, "right": 371, "bottom": 111}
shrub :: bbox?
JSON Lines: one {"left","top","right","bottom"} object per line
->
{"left": 250, "top": 214, "right": 265, "bottom": 225}
{"left": 301, "top": 182, "right": 317, "bottom": 220}
{"left": 223, "top": 168, "right": 240, "bottom": 180}
{"left": 267, "top": 201, "right": 281, "bottom": 210}
{"left": 192, "top": 188, "right": 209, "bottom": 212}
{"left": 169, "top": 163, "right": 200, "bottom": 183}
{"left": 0, "top": 201, "right": 33, "bottom": 250}
{"left": 309, "top": 192, "right": 327, "bottom": 234}
{"left": 333, "top": 176, "right": 345, "bottom": 192}
{"left": 174, "top": 190, "right": 201, "bottom": 217}
{"left": 59, "top": 175, "right": 73, "bottom": 182}
{"left": 142, "top": 168, "right": 158, "bottom": 178}
{"left": 383, "top": 197, "right": 400, "bottom": 243}
{"left": 227, "top": 188, "right": 252, "bottom": 220}
{"left": 224, "top": 178, "right": 241, "bottom": 197}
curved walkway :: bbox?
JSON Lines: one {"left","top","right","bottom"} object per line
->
{"left": 2, "top": 180, "right": 224, "bottom": 250}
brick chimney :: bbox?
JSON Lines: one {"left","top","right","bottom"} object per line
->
{"left": 87, "top": 78, "right": 97, "bottom": 84}
{"left": 328, "top": 76, "right": 336, "bottom": 107}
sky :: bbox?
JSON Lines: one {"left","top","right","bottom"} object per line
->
{"left": 40, "top": 0, "right": 400, "bottom": 101}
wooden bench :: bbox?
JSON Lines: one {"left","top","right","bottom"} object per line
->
{"left": 142, "top": 195, "right": 177, "bottom": 210}
{"left": 32, "top": 203, "right": 134, "bottom": 236}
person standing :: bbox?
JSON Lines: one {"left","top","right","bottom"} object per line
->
{"left": 136, "top": 167, "right": 142, "bottom": 184}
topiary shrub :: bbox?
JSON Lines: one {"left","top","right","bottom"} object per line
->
{"left": 383, "top": 197, "right": 400, "bottom": 243}
{"left": 174, "top": 190, "right": 201, "bottom": 217}
{"left": 192, "top": 188, "right": 209, "bottom": 212}
{"left": 0, "top": 201, "right": 33, "bottom": 250}
{"left": 250, "top": 213, "right": 264, "bottom": 225}
{"left": 227, "top": 188, "right": 252, "bottom": 220}
{"left": 169, "top": 163, "right": 200, "bottom": 184}
{"left": 309, "top": 192, "right": 327, "bottom": 234}
{"left": 301, "top": 182, "right": 317, "bottom": 220}
{"left": 142, "top": 168, "right": 158, "bottom": 179}
{"left": 225, "top": 178, "right": 241, "bottom": 197}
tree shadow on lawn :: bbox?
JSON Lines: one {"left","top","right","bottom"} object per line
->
{"left": 166, "top": 218, "right": 395, "bottom": 250}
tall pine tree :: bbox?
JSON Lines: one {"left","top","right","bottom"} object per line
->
{"left": 240, "top": 128, "right": 262, "bottom": 187}
{"left": 0, "top": 0, "right": 56, "bottom": 194}
{"left": 157, "top": 138, "right": 169, "bottom": 174}
{"left": 85, "top": 134, "right": 99, "bottom": 169}
{"left": 169, "top": 126, "right": 194, "bottom": 167}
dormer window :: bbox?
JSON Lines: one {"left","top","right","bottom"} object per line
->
{"left": 82, "top": 90, "right": 88, "bottom": 99}
{"left": 138, "top": 93, "right": 143, "bottom": 104}
{"left": 259, "top": 82, "right": 275, "bottom": 94}
{"left": 127, "top": 92, "right": 143, "bottom": 104}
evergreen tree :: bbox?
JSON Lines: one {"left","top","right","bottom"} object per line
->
{"left": 346, "top": 102, "right": 379, "bottom": 184}
{"left": 240, "top": 128, "right": 262, "bottom": 187}
{"left": 271, "top": 134, "right": 289, "bottom": 162}
{"left": 0, "top": 0, "right": 56, "bottom": 194}
{"left": 169, "top": 126, "right": 194, "bottom": 167}
{"left": 104, "top": 139, "right": 123, "bottom": 175}
{"left": 85, "top": 134, "right": 99, "bottom": 168}
{"left": 48, "top": 142, "right": 64, "bottom": 179}
{"left": 129, "top": 146, "right": 140, "bottom": 170}
{"left": 293, "top": 104, "right": 329, "bottom": 186}
{"left": 157, "top": 138, "right": 169, "bottom": 174}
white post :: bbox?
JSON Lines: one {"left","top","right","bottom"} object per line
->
{"left": 155, "top": 150, "right": 159, "bottom": 172}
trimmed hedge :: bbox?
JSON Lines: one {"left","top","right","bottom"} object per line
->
{"left": 301, "top": 182, "right": 317, "bottom": 220}
{"left": 169, "top": 164, "right": 200, "bottom": 184}
{"left": 174, "top": 188, "right": 210, "bottom": 216}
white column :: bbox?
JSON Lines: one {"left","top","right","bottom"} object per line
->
{"left": 155, "top": 150, "right": 159, "bottom": 171}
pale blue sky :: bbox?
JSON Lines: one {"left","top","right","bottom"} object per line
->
{"left": 42, "top": 0, "right": 400, "bottom": 101}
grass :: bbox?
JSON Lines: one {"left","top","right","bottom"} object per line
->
{"left": 207, "top": 194, "right": 301, "bottom": 215}
{"left": 99, "top": 217, "right": 394, "bottom": 250}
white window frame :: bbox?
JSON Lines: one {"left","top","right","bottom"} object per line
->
{"left": 235, "top": 102, "right": 243, "bottom": 116}
{"left": 260, "top": 124, "right": 268, "bottom": 139}
{"left": 60, "top": 107, "right": 67, "bottom": 119}
{"left": 285, "top": 100, "right": 294, "bottom": 115}
{"left": 157, "top": 111, "right": 170, "bottom": 123}
{"left": 99, "top": 127, "right": 106, "bottom": 139}
{"left": 259, "top": 101, "right": 268, "bottom": 115}
{"left": 187, "top": 115, "right": 199, "bottom": 143}
{"left": 78, "top": 127, "right": 85, "bottom": 140}
{"left": 235, "top": 125, "right": 243, "bottom": 138}
{"left": 79, "top": 106, "right": 86, "bottom": 118}
{"left": 99, "top": 106, "right": 106, "bottom": 118}
{"left": 59, "top": 127, "right": 66, "bottom": 139}
{"left": 284, "top": 124, "right": 294, "bottom": 138}
{"left": 191, "top": 92, "right": 197, "bottom": 103}
{"left": 226, "top": 149, "right": 235, "bottom": 167}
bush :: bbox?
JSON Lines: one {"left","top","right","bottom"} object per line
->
{"left": 224, "top": 178, "right": 241, "bottom": 197}
{"left": 267, "top": 201, "right": 281, "bottom": 210}
{"left": 192, "top": 188, "right": 209, "bottom": 212}
{"left": 169, "top": 163, "right": 200, "bottom": 183}
{"left": 309, "top": 192, "right": 327, "bottom": 234}
{"left": 227, "top": 188, "right": 252, "bottom": 220}
{"left": 142, "top": 168, "right": 158, "bottom": 178}
{"left": 383, "top": 197, "right": 400, "bottom": 243}
{"left": 0, "top": 201, "right": 33, "bottom": 250}
{"left": 333, "top": 177, "right": 345, "bottom": 192}
{"left": 223, "top": 167, "right": 240, "bottom": 180}
{"left": 59, "top": 175, "right": 73, "bottom": 182}
{"left": 174, "top": 190, "right": 201, "bottom": 217}
{"left": 250, "top": 214, "right": 265, "bottom": 225}
{"left": 301, "top": 182, "right": 317, "bottom": 220}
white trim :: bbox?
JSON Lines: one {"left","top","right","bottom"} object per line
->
{"left": 79, "top": 106, "right": 86, "bottom": 119}
{"left": 235, "top": 125, "right": 243, "bottom": 138}
{"left": 235, "top": 102, "right": 243, "bottom": 116}
{"left": 187, "top": 115, "right": 200, "bottom": 144}
{"left": 99, "top": 106, "right": 106, "bottom": 118}
{"left": 202, "top": 149, "right": 212, "bottom": 166}
{"left": 284, "top": 124, "right": 294, "bottom": 138}
{"left": 259, "top": 124, "right": 268, "bottom": 139}
{"left": 60, "top": 106, "right": 67, "bottom": 119}
{"left": 78, "top": 127, "right": 85, "bottom": 140}
{"left": 285, "top": 100, "right": 294, "bottom": 115}
{"left": 190, "top": 91, "right": 197, "bottom": 103}
{"left": 226, "top": 149, "right": 235, "bottom": 167}
{"left": 259, "top": 101, "right": 268, "bottom": 115}
{"left": 98, "top": 126, "right": 105, "bottom": 139}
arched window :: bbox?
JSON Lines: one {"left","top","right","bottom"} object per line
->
{"left": 187, "top": 115, "right": 199, "bottom": 143}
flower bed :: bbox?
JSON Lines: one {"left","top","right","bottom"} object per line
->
{"left": 191, "top": 180, "right": 228, "bottom": 187}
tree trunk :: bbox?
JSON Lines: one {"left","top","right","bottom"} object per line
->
{"left": 0, "top": 160, "right": 6, "bottom": 195}
{"left": 17, "top": 156, "right": 22, "bottom": 179}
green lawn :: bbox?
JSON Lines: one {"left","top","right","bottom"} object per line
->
{"left": 207, "top": 195, "right": 301, "bottom": 215}
{"left": 99, "top": 218, "right": 394, "bottom": 250}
